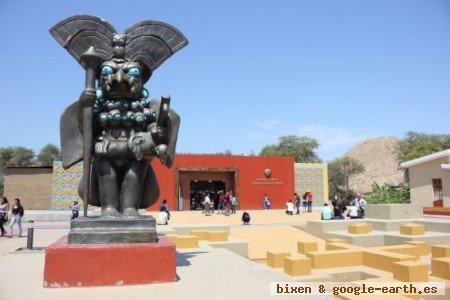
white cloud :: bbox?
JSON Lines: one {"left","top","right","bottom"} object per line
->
{"left": 249, "top": 121, "right": 379, "bottom": 160}
{"left": 296, "top": 124, "right": 376, "bottom": 160}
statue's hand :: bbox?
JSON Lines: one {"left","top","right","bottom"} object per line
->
{"left": 127, "top": 131, "right": 156, "bottom": 161}
{"left": 94, "top": 140, "right": 110, "bottom": 156}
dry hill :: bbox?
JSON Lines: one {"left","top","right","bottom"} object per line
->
{"left": 345, "top": 136, "right": 404, "bottom": 194}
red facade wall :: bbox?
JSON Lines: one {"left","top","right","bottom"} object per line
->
{"left": 149, "top": 154, "right": 295, "bottom": 211}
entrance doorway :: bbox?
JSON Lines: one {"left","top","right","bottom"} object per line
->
{"left": 177, "top": 169, "right": 237, "bottom": 211}
{"left": 189, "top": 180, "right": 226, "bottom": 210}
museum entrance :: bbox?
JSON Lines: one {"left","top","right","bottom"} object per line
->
{"left": 177, "top": 169, "right": 237, "bottom": 211}
{"left": 189, "top": 180, "right": 226, "bottom": 210}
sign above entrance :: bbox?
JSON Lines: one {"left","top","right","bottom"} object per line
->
{"left": 252, "top": 168, "right": 283, "bottom": 185}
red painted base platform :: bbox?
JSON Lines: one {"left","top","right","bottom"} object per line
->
{"left": 43, "top": 235, "right": 176, "bottom": 288}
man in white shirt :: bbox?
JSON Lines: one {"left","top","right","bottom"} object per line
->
{"left": 352, "top": 194, "right": 367, "bottom": 217}
{"left": 343, "top": 205, "right": 359, "bottom": 219}
{"left": 285, "top": 200, "right": 295, "bottom": 215}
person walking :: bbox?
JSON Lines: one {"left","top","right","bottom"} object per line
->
{"left": 218, "top": 191, "right": 226, "bottom": 214}
{"left": 262, "top": 194, "right": 268, "bottom": 211}
{"left": 0, "top": 197, "right": 8, "bottom": 237}
{"left": 231, "top": 193, "right": 237, "bottom": 214}
{"left": 306, "top": 191, "right": 313, "bottom": 212}
{"left": 294, "top": 193, "right": 301, "bottom": 214}
{"left": 71, "top": 200, "right": 80, "bottom": 220}
{"left": 203, "top": 193, "right": 212, "bottom": 216}
{"left": 9, "top": 198, "right": 24, "bottom": 237}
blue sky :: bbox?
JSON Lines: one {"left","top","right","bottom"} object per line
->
{"left": 0, "top": 0, "right": 449, "bottom": 161}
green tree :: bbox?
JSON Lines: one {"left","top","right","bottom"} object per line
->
{"left": 0, "top": 146, "right": 35, "bottom": 196}
{"left": 399, "top": 131, "right": 450, "bottom": 162}
{"left": 329, "top": 156, "right": 364, "bottom": 202}
{"left": 366, "top": 182, "right": 410, "bottom": 204}
{"left": 259, "top": 135, "right": 321, "bottom": 163}
{"left": 0, "top": 146, "right": 34, "bottom": 167}
{"left": 36, "top": 144, "right": 61, "bottom": 166}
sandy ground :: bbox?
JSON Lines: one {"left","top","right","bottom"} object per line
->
{"left": 147, "top": 209, "right": 321, "bottom": 226}
{"left": 230, "top": 225, "right": 326, "bottom": 259}
{"left": 0, "top": 242, "right": 330, "bottom": 300}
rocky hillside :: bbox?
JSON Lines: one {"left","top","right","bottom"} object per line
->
{"left": 345, "top": 136, "right": 404, "bottom": 194}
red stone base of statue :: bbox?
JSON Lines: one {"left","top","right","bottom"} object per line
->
{"left": 43, "top": 235, "right": 176, "bottom": 287}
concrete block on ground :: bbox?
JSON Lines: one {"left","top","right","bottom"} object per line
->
{"left": 431, "top": 244, "right": 450, "bottom": 258}
{"left": 365, "top": 204, "right": 422, "bottom": 220}
{"left": 372, "top": 245, "right": 422, "bottom": 259}
{"left": 325, "top": 242, "right": 360, "bottom": 251}
{"left": 393, "top": 261, "right": 429, "bottom": 282}
{"left": 326, "top": 238, "right": 345, "bottom": 244}
{"left": 207, "top": 237, "right": 249, "bottom": 258}
{"left": 405, "top": 241, "right": 429, "bottom": 255}
{"left": 400, "top": 223, "right": 425, "bottom": 235}
{"left": 431, "top": 245, "right": 450, "bottom": 258}
{"left": 283, "top": 256, "right": 311, "bottom": 276}
{"left": 305, "top": 249, "right": 363, "bottom": 269}
{"left": 206, "top": 231, "right": 228, "bottom": 242}
{"left": 431, "top": 257, "right": 450, "bottom": 280}
{"left": 176, "top": 235, "right": 199, "bottom": 248}
{"left": 173, "top": 225, "right": 230, "bottom": 235}
{"left": 267, "top": 251, "right": 291, "bottom": 268}
{"left": 297, "top": 241, "right": 318, "bottom": 254}
{"left": 348, "top": 223, "right": 373, "bottom": 234}
{"left": 191, "top": 230, "right": 209, "bottom": 240}
{"left": 363, "top": 250, "right": 418, "bottom": 272}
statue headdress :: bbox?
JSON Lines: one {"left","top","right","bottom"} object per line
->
{"left": 50, "top": 15, "right": 188, "bottom": 81}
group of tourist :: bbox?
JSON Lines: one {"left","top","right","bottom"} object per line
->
{"left": 202, "top": 190, "right": 237, "bottom": 216}
{"left": 284, "top": 192, "right": 315, "bottom": 215}
{"left": 321, "top": 194, "right": 367, "bottom": 220}
{"left": 0, "top": 197, "right": 25, "bottom": 238}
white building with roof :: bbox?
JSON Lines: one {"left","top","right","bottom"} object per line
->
{"left": 400, "top": 149, "right": 450, "bottom": 209}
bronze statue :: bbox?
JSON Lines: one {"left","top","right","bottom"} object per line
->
{"left": 50, "top": 15, "right": 187, "bottom": 243}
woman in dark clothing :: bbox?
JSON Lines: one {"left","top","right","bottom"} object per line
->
{"left": 9, "top": 198, "right": 24, "bottom": 237}
{"left": 0, "top": 197, "right": 8, "bottom": 236}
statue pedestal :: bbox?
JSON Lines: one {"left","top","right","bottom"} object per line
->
{"left": 43, "top": 235, "right": 176, "bottom": 287}
{"left": 68, "top": 216, "right": 157, "bottom": 244}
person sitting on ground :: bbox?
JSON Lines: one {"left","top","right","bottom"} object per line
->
{"left": 342, "top": 205, "right": 359, "bottom": 219}
{"left": 71, "top": 200, "right": 80, "bottom": 220}
{"left": 159, "top": 199, "right": 171, "bottom": 219}
{"left": 156, "top": 211, "right": 169, "bottom": 225}
{"left": 351, "top": 193, "right": 367, "bottom": 218}
{"left": 9, "top": 198, "right": 24, "bottom": 237}
{"left": 241, "top": 211, "right": 250, "bottom": 225}
{"left": 285, "top": 200, "right": 295, "bottom": 215}
{"left": 321, "top": 203, "right": 333, "bottom": 220}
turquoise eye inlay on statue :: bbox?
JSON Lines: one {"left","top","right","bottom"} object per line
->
{"left": 141, "top": 88, "right": 149, "bottom": 99}
{"left": 101, "top": 65, "right": 114, "bottom": 75}
{"left": 99, "top": 113, "right": 108, "bottom": 122}
{"left": 96, "top": 89, "right": 103, "bottom": 99}
{"left": 127, "top": 67, "right": 140, "bottom": 77}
